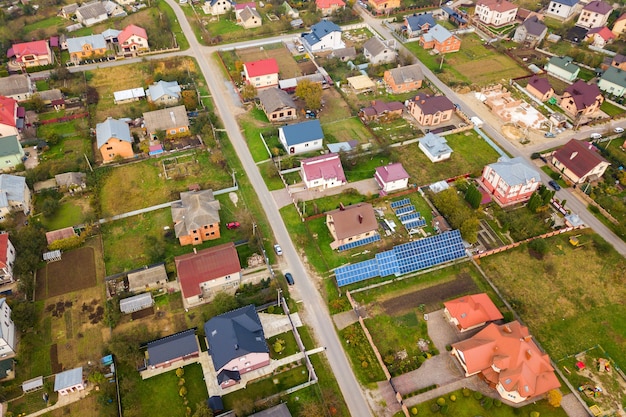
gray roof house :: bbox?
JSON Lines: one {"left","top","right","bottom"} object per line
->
{"left": 249, "top": 404, "right": 293, "bottom": 417}
{"left": 143, "top": 105, "right": 189, "bottom": 135}
{"left": 545, "top": 56, "right": 580, "bottom": 81}
{"left": 598, "top": 66, "right": 626, "bottom": 97}
{"left": 258, "top": 88, "right": 297, "bottom": 122}
{"left": 55, "top": 172, "right": 86, "bottom": 189}
{"left": 485, "top": 156, "right": 541, "bottom": 188}
{"left": 405, "top": 13, "right": 436, "bottom": 37}
{"left": 278, "top": 119, "right": 324, "bottom": 154}
{"left": 512, "top": 15, "right": 547, "bottom": 45}
{"left": 95, "top": 117, "right": 132, "bottom": 149}
{"left": 330, "top": 46, "right": 357, "bottom": 61}
{"left": 363, "top": 37, "right": 397, "bottom": 65}
{"left": 66, "top": 34, "right": 107, "bottom": 54}
{"left": 145, "top": 329, "right": 199, "bottom": 368}
{"left": 54, "top": 367, "right": 84, "bottom": 395}
{"left": 0, "top": 74, "right": 33, "bottom": 102}
{"left": 127, "top": 264, "right": 168, "bottom": 293}
{"left": 418, "top": 133, "right": 453, "bottom": 163}
{"left": 75, "top": 2, "right": 108, "bottom": 26}
{"left": 171, "top": 189, "right": 221, "bottom": 241}
{"left": 145, "top": 80, "right": 182, "bottom": 105}
{"left": 0, "top": 174, "right": 30, "bottom": 218}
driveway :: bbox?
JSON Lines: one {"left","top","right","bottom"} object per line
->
{"left": 23, "top": 146, "right": 39, "bottom": 169}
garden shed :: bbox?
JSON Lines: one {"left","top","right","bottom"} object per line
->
{"left": 22, "top": 376, "right": 44, "bottom": 393}
{"left": 127, "top": 264, "right": 167, "bottom": 293}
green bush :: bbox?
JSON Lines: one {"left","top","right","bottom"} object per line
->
{"left": 473, "top": 391, "right": 483, "bottom": 400}
{"left": 481, "top": 397, "right": 493, "bottom": 410}
{"left": 411, "top": 407, "right": 418, "bottom": 415}
{"left": 436, "top": 397, "right": 446, "bottom": 406}
{"left": 462, "top": 388, "right": 471, "bottom": 397}
{"left": 494, "top": 399, "right": 502, "bottom": 407}
{"left": 530, "top": 412, "right": 540, "bottom": 417}
{"left": 429, "top": 403, "right": 440, "bottom": 413}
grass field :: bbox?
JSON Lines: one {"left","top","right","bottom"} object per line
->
{"left": 322, "top": 116, "right": 374, "bottom": 145}
{"left": 38, "top": 197, "right": 93, "bottom": 230}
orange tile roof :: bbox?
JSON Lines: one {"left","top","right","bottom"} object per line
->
{"left": 444, "top": 293, "right": 503, "bottom": 330}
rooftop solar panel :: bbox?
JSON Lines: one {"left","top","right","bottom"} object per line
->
{"left": 337, "top": 234, "right": 380, "bottom": 252}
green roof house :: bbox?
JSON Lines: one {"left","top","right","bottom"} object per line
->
{"left": 0, "top": 135, "right": 24, "bottom": 170}
{"left": 545, "top": 56, "right": 580, "bottom": 81}
{"left": 598, "top": 66, "right": 626, "bottom": 97}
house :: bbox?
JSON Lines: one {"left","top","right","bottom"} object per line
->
{"left": 143, "top": 105, "right": 190, "bottom": 137}
{"left": 363, "top": 37, "right": 397, "bottom": 65}
{"left": 10, "top": 40, "right": 53, "bottom": 68}
{"left": 560, "top": 80, "right": 604, "bottom": 116}
{"left": 475, "top": 0, "right": 518, "bottom": 26}
{"left": 66, "top": 34, "right": 107, "bottom": 63}
{"left": 0, "top": 135, "right": 25, "bottom": 171}
{"left": 327, "top": 203, "right": 379, "bottom": 250}
{"left": 359, "top": 100, "right": 404, "bottom": 122}
{"left": 206, "top": 0, "right": 234, "bottom": 15}
{"left": 577, "top": 0, "right": 612, "bottom": 29}
{"left": 0, "top": 97, "right": 20, "bottom": 139}
{"left": 0, "top": 174, "right": 31, "bottom": 221}
{"left": 419, "top": 24, "right": 461, "bottom": 53}
{"left": 404, "top": 13, "right": 435, "bottom": 38}
{"left": 526, "top": 75, "right": 554, "bottom": 102}
{"left": 316, "top": 0, "right": 345, "bottom": 16}
{"left": 546, "top": 0, "right": 579, "bottom": 20}
{"left": 175, "top": 242, "right": 241, "bottom": 304}
{"left": 451, "top": 321, "right": 560, "bottom": 403}
{"left": 512, "top": 15, "right": 547, "bottom": 46}
{"left": 585, "top": 26, "right": 615, "bottom": 47}
{"left": 552, "top": 139, "right": 610, "bottom": 184}
{"left": 0, "top": 235, "right": 14, "bottom": 286}
{"left": 367, "top": 0, "right": 400, "bottom": 13}
{"left": 407, "top": 93, "right": 455, "bottom": 126}
{"left": 443, "top": 293, "right": 503, "bottom": 332}
{"left": 330, "top": 46, "right": 357, "bottom": 61}
{"left": 418, "top": 133, "right": 453, "bottom": 162}
{"left": 144, "top": 329, "right": 199, "bottom": 369}
{"left": 243, "top": 58, "right": 279, "bottom": 89}
{"left": 0, "top": 298, "right": 15, "bottom": 357}
{"left": 204, "top": 305, "right": 270, "bottom": 388}
{"left": 117, "top": 24, "right": 149, "bottom": 55}
{"left": 383, "top": 64, "right": 424, "bottom": 94}
{"left": 0, "top": 74, "right": 33, "bottom": 101}
{"left": 249, "top": 404, "right": 293, "bottom": 417}
{"left": 610, "top": 54, "right": 626, "bottom": 70}
{"left": 258, "top": 87, "right": 297, "bottom": 122}
{"left": 128, "top": 264, "right": 168, "bottom": 293}
{"left": 113, "top": 87, "right": 145, "bottom": 104}
{"left": 545, "top": 56, "right": 580, "bottom": 81}
{"left": 55, "top": 172, "right": 86, "bottom": 190}
{"left": 60, "top": 3, "right": 79, "bottom": 18}
{"left": 38, "top": 89, "right": 65, "bottom": 110}
{"left": 237, "top": 6, "right": 262, "bottom": 29}
{"left": 119, "top": 292, "right": 154, "bottom": 314}
{"left": 75, "top": 2, "right": 108, "bottom": 26}
{"left": 441, "top": 6, "right": 468, "bottom": 28}
{"left": 612, "top": 13, "right": 626, "bottom": 37}
{"left": 279, "top": 119, "right": 324, "bottom": 155}
{"left": 301, "top": 20, "right": 345, "bottom": 52}
{"left": 479, "top": 156, "right": 541, "bottom": 205}
{"left": 22, "top": 376, "right": 44, "bottom": 394}
{"left": 374, "top": 163, "right": 409, "bottom": 193}
{"left": 54, "top": 367, "right": 84, "bottom": 396}
{"left": 300, "top": 153, "right": 346, "bottom": 190}
{"left": 45, "top": 227, "right": 78, "bottom": 246}
{"left": 172, "top": 189, "right": 221, "bottom": 246}
{"left": 96, "top": 117, "right": 134, "bottom": 163}
{"left": 599, "top": 66, "right": 626, "bottom": 97}
{"left": 101, "top": 28, "right": 121, "bottom": 42}
{"left": 145, "top": 80, "right": 181, "bottom": 105}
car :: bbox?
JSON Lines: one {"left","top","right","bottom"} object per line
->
{"left": 615, "top": 127, "right": 624, "bottom": 134}
{"left": 590, "top": 133, "right": 602, "bottom": 140}
{"left": 226, "top": 222, "right": 240, "bottom": 229}
{"left": 544, "top": 132, "right": 555, "bottom": 138}
{"left": 284, "top": 272, "right": 294, "bottom": 285}
{"left": 446, "top": 1, "right": 453, "bottom": 5}
{"left": 296, "top": 45, "right": 305, "bottom": 53}
{"left": 274, "top": 244, "right": 283, "bottom": 255}
{"left": 548, "top": 180, "right": 561, "bottom": 191}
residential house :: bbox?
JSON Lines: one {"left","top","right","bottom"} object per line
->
{"left": 0, "top": 75, "right": 33, "bottom": 102}
{"left": 119, "top": 292, "right": 154, "bottom": 314}
{"left": 258, "top": 87, "right": 297, "bottom": 122}
{"left": 585, "top": 26, "right": 615, "bottom": 47}
{"left": 367, "top": 0, "right": 400, "bottom": 13}
{"left": 359, "top": 100, "right": 404, "bottom": 122}
{"left": 612, "top": 13, "right": 626, "bottom": 37}
{"left": 560, "top": 80, "right": 604, "bottom": 116}
{"left": 0, "top": 298, "right": 15, "bottom": 356}
{"left": 441, "top": 6, "right": 468, "bottom": 28}
{"left": 418, "top": 132, "right": 453, "bottom": 162}
{"left": 145, "top": 80, "right": 181, "bottom": 105}
{"left": 545, "top": 56, "right": 580, "bottom": 81}
{"left": 55, "top": 172, "right": 86, "bottom": 190}
{"left": 75, "top": 2, "right": 108, "bottom": 26}
{"left": 383, "top": 64, "right": 424, "bottom": 94}
{"left": 300, "top": 153, "right": 346, "bottom": 190}
{"left": 0, "top": 97, "right": 20, "bottom": 139}
{"left": 451, "top": 321, "right": 560, "bottom": 403}
{"left": 330, "top": 46, "right": 357, "bottom": 61}
{"left": 206, "top": 0, "right": 234, "bottom": 15}
{"left": 102, "top": 28, "right": 121, "bottom": 43}
{"left": 526, "top": 75, "right": 554, "bottom": 102}
{"left": 204, "top": 305, "right": 270, "bottom": 388}
{"left": 144, "top": 329, "right": 199, "bottom": 369}
{"left": 599, "top": 66, "right": 626, "bottom": 97}
{"left": 127, "top": 264, "right": 168, "bottom": 293}
{"left": 0, "top": 174, "right": 31, "bottom": 220}
{"left": 237, "top": 6, "right": 262, "bottom": 29}
{"left": 479, "top": 156, "right": 542, "bottom": 205}
{"left": 54, "top": 367, "right": 84, "bottom": 396}
{"left": 243, "top": 58, "right": 279, "bottom": 89}
{"left": 316, "top": 0, "right": 345, "bottom": 16}
{"left": 611, "top": 53, "right": 626, "bottom": 70}
{"left": 45, "top": 227, "right": 78, "bottom": 246}
{"left": 404, "top": 13, "right": 435, "bottom": 38}
{"left": 374, "top": 162, "right": 409, "bottom": 193}
{"left": 546, "top": 0, "right": 579, "bottom": 20}
{"left": 249, "top": 404, "right": 293, "bottom": 417}
{"left": 118, "top": 24, "right": 149, "bottom": 55}
{"left": 10, "top": 40, "right": 53, "bottom": 68}
{"left": 172, "top": 189, "right": 221, "bottom": 246}
{"left": 0, "top": 135, "right": 25, "bottom": 171}
{"left": 475, "top": 0, "right": 518, "bottom": 26}
{"left": 38, "top": 89, "right": 65, "bottom": 110}
{"left": 0, "top": 235, "right": 15, "bottom": 286}
{"left": 512, "top": 15, "right": 547, "bottom": 46}
{"left": 143, "top": 105, "right": 190, "bottom": 137}
{"left": 363, "top": 37, "right": 397, "bottom": 65}
{"left": 301, "top": 20, "right": 345, "bottom": 52}
{"left": 60, "top": 3, "right": 79, "bottom": 18}
{"left": 443, "top": 293, "right": 503, "bottom": 332}
{"left": 96, "top": 117, "right": 134, "bottom": 163}
{"left": 577, "top": 0, "right": 612, "bottom": 29}
{"left": 66, "top": 34, "right": 107, "bottom": 63}
{"left": 419, "top": 24, "right": 461, "bottom": 53}
{"left": 175, "top": 242, "right": 241, "bottom": 304}
{"left": 326, "top": 203, "right": 379, "bottom": 250}
{"left": 279, "top": 119, "right": 324, "bottom": 154}
{"left": 552, "top": 139, "right": 610, "bottom": 184}
{"left": 407, "top": 93, "right": 455, "bottom": 126}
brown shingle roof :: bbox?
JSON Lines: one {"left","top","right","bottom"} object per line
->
{"left": 552, "top": 139, "right": 609, "bottom": 179}
{"left": 327, "top": 203, "right": 378, "bottom": 240}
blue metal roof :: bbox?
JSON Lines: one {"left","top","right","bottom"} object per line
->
{"left": 302, "top": 20, "right": 341, "bottom": 46}
{"left": 96, "top": 118, "right": 132, "bottom": 149}
{"left": 54, "top": 367, "right": 83, "bottom": 391}
{"left": 406, "top": 13, "right": 435, "bottom": 31}
{"left": 280, "top": 119, "right": 323, "bottom": 146}
{"left": 146, "top": 329, "right": 198, "bottom": 366}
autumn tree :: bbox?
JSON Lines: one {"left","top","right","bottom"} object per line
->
{"left": 241, "top": 84, "right": 258, "bottom": 101}
{"left": 295, "top": 79, "right": 323, "bottom": 110}
{"left": 547, "top": 389, "right": 562, "bottom": 407}
{"left": 192, "top": 403, "right": 214, "bottom": 417}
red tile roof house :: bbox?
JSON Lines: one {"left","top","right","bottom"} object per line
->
{"left": 443, "top": 293, "right": 503, "bottom": 332}
{"left": 117, "top": 24, "right": 149, "bottom": 55}
{"left": 479, "top": 156, "right": 542, "bottom": 206}
{"left": 585, "top": 26, "right": 615, "bottom": 47}
{"left": 316, "top": 0, "right": 345, "bottom": 16}
{"left": 525, "top": 75, "right": 554, "bottom": 102}
{"left": 359, "top": 100, "right": 404, "bottom": 123}
{"left": 451, "top": 321, "right": 560, "bottom": 404}
{"left": 326, "top": 203, "right": 379, "bottom": 250}
{"left": 10, "top": 40, "right": 54, "bottom": 68}
{"left": 243, "top": 58, "right": 279, "bottom": 89}
{"left": 0, "top": 233, "right": 16, "bottom": 285}
{"left": 45, "top": 227, "right": 78, "bottom": 246}
{"left": 300, "top": 153, "right": 346, "bottom": 190}
{"left": 175, "top": 242, "right": 242, "bottom": 305}
{"left": 559, "top": 80, "right": 604, "bottom": 117}
{"left": 407, "top": 93, "right": 455, "bottom": 127}
{"left": 551, "top": 139, "right": 610, "bottom": 184}
{"left": 375, "top": 162, "right": 409, "bottom": 194}
{"left": 0, "top": 96, "right": 20, "bottom": 139}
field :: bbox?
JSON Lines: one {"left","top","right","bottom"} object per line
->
{"left": 322, "top": 116, "right": 374, "bottom": 145}
{"left": 39, "top": 197, "right": 93, "bottom": 230}
{"left": 35, "top": 246, "right": 97, "bottom": 300}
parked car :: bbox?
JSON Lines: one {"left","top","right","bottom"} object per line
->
{"left": 544, "top": 132, "right": 555, "bottom": 138}
{"left": 548, "top": 180, "right": 561, "bottom": 191}
{"left": 274, "top": 244, "right": 283, "bottom": 256}
{"left": 284, "top": 272, "right": 294, "bottom": 285}
{"left": 590, "top": 133, "right": 602, "bottom": 140}
{"left": 226, "top": 222, "right": 240, "bottom": 229}
{"left": 615, "top": 127, "right": 624, "bottom": 134}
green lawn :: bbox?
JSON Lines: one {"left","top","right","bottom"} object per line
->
{"left": 322, "top": 117, "right": 373, "bottom": 145}
{"left": 343, "top": 152, "right": 391, "bottom": 182}
{"left": 38, "top": 199, "right": 91, "bottom": 230}
{"left": 23, "top": 16, "right": 65, "bottom": 33}
{"left": 600, "top": 100, "right": 626, "bottom": 117}
{"left": 157, "top": 0, "right": 189, "bottom": 50}
{"left": 268, "top": 330, "right": 299, "bottom": 359}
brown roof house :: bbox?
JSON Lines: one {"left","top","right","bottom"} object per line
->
{"left": 443, "top": 293, "right": 503, "bottom": 332}
{"left": 258, "top": 88, "right": 297, "bottom": 122}
{"left": 407, "top": 93, "right": 455, "bottom": 127}
{"left": 171, "top": 189, "right": 221, "bottom": 246}
{"left": 551, "top": 139, "right": 610, "bottom": 184}
{"left": 559, "top": 80, "right": 604, "bottom": 116}
{"left": 383, "top": 64, "right": 424, "bottom": 94}
{"left": 359, "top": 100, "right": 404, "bottom": 123}
{"left": 326, "top": 203, "right": 379, "bottom": 250}
{"left": 525, "top": 76, "right": 554, "bottom": 102}
{"left": 143, "top": 105, "right": 190, "bottom": 138}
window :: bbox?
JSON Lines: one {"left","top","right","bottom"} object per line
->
{"left": 170, "top": 129, "right": 176, "bottom": 134}
{"left": 179, "top": 128, "right": 185, "bottom": 132}
{"left": 106, "top": 146, "right": 113, "bottom": 150}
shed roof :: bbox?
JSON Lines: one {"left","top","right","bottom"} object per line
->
{"left": 127, "top": 264, "right": 167, "bottom": 291}
{"left": 143, "top": 105, "right": 189, "bottom": 132}
{"left": 347, "top": 74, "right": 376, "bottom": 90}
{"left": 119, "top": 292, "right": 153, "bottom": 313}
{"left": 114, "top": 87, "right": 145, "bottom": 102}
{"left": 54, "top": 367, "right": 83, "bottom": 391}
{"left": 0, "top": 74, "right": 31, "bottom": 97}
{"left": 22, "top": 376, "right": 44, "bottom": 392}
{"left": 0, "top": 96, "right": 17, "bottom": 127}
{"left": 55, "top": 172, "right": 86, "bottom": 188}
{"left": 76, "top": 2, "right": 107, "bottom": 20}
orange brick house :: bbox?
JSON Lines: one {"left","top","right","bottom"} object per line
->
{"left": 95, "top": 117, "right": 134, "bottom": 163}
{"left": 383, "top": 64, "right": 424, "bottom": 94}
{"left": 559, "top": 80, "right": 604, "bottom": 116}
{"left": 368, "top": 0, "right": 400, "bottom": 13}
{"left": 171, "top": 189, "right": 221, "bottom": 246}
{"left": 526, "top": 75, "right": 554, "bottom": 102}
{"left": 419, "top": 24, "right": 461, "bottom": 53}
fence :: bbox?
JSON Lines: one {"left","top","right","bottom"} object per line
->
{"left": 37, "top": 112, "right": 88, "bottom": 125}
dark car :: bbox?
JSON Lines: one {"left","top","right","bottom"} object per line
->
{"left": 285, "top": 273, "right": 294, "bottom": 285}
{"left": 226, "top": 222, "right": 240, "bottom": 229}
{"left": 548, "top": 180, "right": 561, "bottom": 191}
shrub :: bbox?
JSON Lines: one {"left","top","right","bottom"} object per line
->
{"left": 445, "top": 344, "right": 452, "bottom": 351}
{"left": 494, "top": 399, "right": 502, "bottom": 407}
{"left": 449, "top": 395, "right": 456, "bottom": 402}
{"left": 481, "top": 397, "right": 493, "bottom": 410}
{"left": 473, "top": 391, "right": 483, "bottom": 400}
{"left": 440, "top": 404, "right": 449, "bottom": 414}
{"left": 436, "top": 397, "right": 446, "bottom": 406}
{"left": 411, "top": 407, "right": 418, "bottom": 415}
{"left": 462, "top": 388, "right": 471, "bottom": 397}
{"left": 361, "top": 361, "right": 369, "bottom": 368}
{"left": 176, "top": 368, "right": 184, "bottom": 378}
{"left": 429, "top": 403, "right": 440, "bottom": 413}
{"left": 530, "top": 412, "right": 540, "bottom": 417}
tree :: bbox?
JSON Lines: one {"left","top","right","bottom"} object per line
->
{"left": 464, "top": 183, "right": 482, "bottom": 209}
{"left": 9, "top": 300, "right": 38, "bottom": 329}
{"left": 547, "top": 389, "right": 562, "bottom": 407}
{"left": 26, "top": 95, "right": 46, "bottom": 113}
{"left": 527, "top": 192, "right": 542, "bottom": 213}
{"left": 192, "top": 402, "right": 214, "bottom": 417}
{"left": 182, "top": 90, "right": 199, "bottom": 111}
{"left": 155, "top": 130, "right": 166, "bottom": 142}
{"left": 241, "top": 84, "right": 257, "bottom": 101}
{"left": 85, "top": 86, "right": 99, "bottom": 105}
{"left": 300, "top": 400, "right": 324, "bottom": 417}
{"left": 295, "top": 79, "right": 323, "bottom": 110}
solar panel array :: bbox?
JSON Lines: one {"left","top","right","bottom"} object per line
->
{"left": 404, "top": 219, "right": 427, "bottom": 231}
{"left": 399, "top": 212, "right": 421, "bottom": 224}
{"left": 394, "top": 205, "right": 415, "bottom": 216}
{"left": 390, "top": 198, "right": 411, "bottom": 209}
{"left": 337, "top": 234, "right": 381, "bottom": 252}
{"left": 335, "top": 230, "right": 466, "bottom": 287}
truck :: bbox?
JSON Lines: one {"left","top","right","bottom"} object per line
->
{"left": 470, "top": 116, "right": 483, "bottom": 128}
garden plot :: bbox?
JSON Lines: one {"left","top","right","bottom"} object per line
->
{"left": 36, "top": 246, "right": 97, "bottom": 300}
{"left": 236, "top": 44, "right": 303, "bottom": 79}
{"left": 162, "top": 153, "right": 201, "bottom": 180}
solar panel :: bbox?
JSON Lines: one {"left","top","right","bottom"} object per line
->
{"left": 399, "top": 212, "right": 421, "bottom": 224}
{"left": 337, "top": 234, "right": 381, "bottom": 252}
{"left": 404, "top": 219, "right": 427, "bottom": 231}
{"left": 335, "top": 259, "right": 380, "bottom": 286}
{"left": 376, "top": 251, "right": 398, "bottom": 278}
{"left": 394, "top": 205, "right": 415, "bottom": 216}
{"left": 390, "top": 198, "right": 411, "bottom": 209}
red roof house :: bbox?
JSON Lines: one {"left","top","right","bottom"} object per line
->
{"left": 452, "top": 321, "right": 560, "bottom": 403}
{"left": 551, "top": 139, "right": 610, "bottom": 184}
{"left": 0, "top": 233, "right": 15, "bottom": 284}
{"left": 175, "top": 242, "right": 242, "bottom": 304}
{"left": 375, "top": 162, "right": 409, "bottom": 194}
{"left": 243, "top": 59, "right": 279, "bottom": 89}
{"left": 118, "top": 24, "right": 149, "bottom": 54}
{"left": 301, "top": 153, "right": 346, "bottom": 190}
{"left": 45, "top": 227, "right": 78, "bottom": 246}
{"left": 11, "top": 40, "right": 53, "bottom": 68}
{"left": 526, "top": 76, "right": 553, "bottom": 102}
{"left": 585, "top": 26, "right": 615, "bottom": 47}
{"left": 443, "top": 293, "right": 503, "bottom": 332}
{"left": 316, "top": 0, "right": 345, "bottom": 16}
{"left": 0, "top": 96, "right": 19, "bottom": 138}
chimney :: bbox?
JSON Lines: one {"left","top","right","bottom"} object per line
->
{"left": 503, "top": 324, "right": 512, "bottom": 333}
{"left": 523, "top": 335, "right": 532, "bottom": 342}
{"left": 570, "top": 151, "right": 578, "bottom": 160}
{"left": 235, "top": 344, "right": 239, "bottom": 350}
{"left": 525, "top": 349, "right": 533, "bottom": 359}
{"left": 358, "top": 214, "right": 363, "bottom": 224}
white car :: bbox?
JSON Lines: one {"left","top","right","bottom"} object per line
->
{"left": 590, "top": 133, "right": 602, "bottom": 140}
{"left": 274, "top": 244, "right": 283, "bottom": 256}
{"left": 615, "top": 127, "right": 624, "bottom": 134}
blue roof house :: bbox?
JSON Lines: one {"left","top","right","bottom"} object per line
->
{"left": 146, "top": 80, "right": 182, "bottom": 105}
{"left": 301, "top": 20, "right": 345, "bottom": 52}
{"left": 54, "top": 367, "right": 84, "bottom": 395}
{"left": 279, "top": 119, "right": 324, "bottom": 155}
{"left": 404, "top": 13, "right": 435, "bottom": 37}
{"left": 418, "top": 132, "right": 453, "bottom": 162}
{"left": 143, "top": 329, "right": 199, "bottom": 372}
{"left": 0, "top": 174, "right": 30, "bottom": 221}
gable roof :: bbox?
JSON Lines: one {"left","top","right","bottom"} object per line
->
{"left": 476, "top": 0, "right": 517, "bottom": 12}
{"left": 0, "top": 135, "right": 22, "bottom": 159}
{"left": 553, "top": 139, "right": 609, "bottom": 178}
{"left": 375, "top": 162, "right": 409, "bottom": 182}
{"left": 143, "top": 105, "right": 189, "bottom": 132}
{"left": 363, "top": 37, "right": 388, "bottom": 57}
{"left": 563, "top": 80, "right": 603, "bottom": 110}
{"left": 600, "top": 66, "right": 626, "bottom": 87}
{"left": 127, "top": 264, "right": 167, "bottom": 290}
{"left": 12, "top": 40, "right": 49, "bottom": 58}
{"left": 0, "top": 174, "right": 27, "bottom": 208}
{"left": 302, "top": 20, "right": 341, "bottom": 46}
{"left": 550, "top": 0, "right": 577, "bottom": 6}
{"left": 146, "top": 80, "right": 181, "bottom": 101}
{"left": 101, "top": 28, "right": 121, "bottom": 40}
{"left": 175, "top": 242, "right": 241, "bottom": 299}
{"left": 361, "top": 100, "right": 404, "bottom": 117}
{"left": 421, "top": 24, "right": 455, "bottom": 44}
{"left": 547, "top": 56, "right": 579, "bottom": 75}
{"left": 55, "top": 172, "right": 86, "bottom": 188}
{"left": 487, "top": 156, "right": 541, "bottom": 186}
{"left": 327, "top": 203, "right": 378, "bottom": 240}
{"left": 96, "top": 117, "right": 132, "bottom": 148}
{"left": 118, "top": 24, "right": 147, "bottom": 44}
{"left": 522, "top": 15, "right": 547, "bottom": 36}
{"left": 527, "top": 75, "right": 552, "bottom": 95}
{"left": 301, "top": 153, "right": 346, "bottom": 183}
{"left": 146, "top": 329, "right": 198, "bottom": 366}
{"left": 587, "top": 26, "right": 615, "bottom": 40}
{"left": 46, "top": 227, "right": 77, "bottom": 245}
{"left": 387, "top": 64, "right": 424, "bottom": 85}
{"left": 412, "top": 93, "right": 455, "bottom": 115}
{"left": 119, "top": 292, "right": 153, "bottom": 313}
{"left": 172, "top": 189, "right": 221, "bottom": 238}
{"left": 612, "top": 53, "right": 626, "bottom": 65}
{"left": 258, "top": 87, "right": 295, "bottom": 113}
{"left": 76, "top": 2, "right": 107, "bottom": 19}
{"left": 405, "top": 13, "right": 435, "bottom": 31}
{"left": 419, "top": 133, "right": 453, "bottom": 158}
{"left": 316, "top": 0, "right": 345, "bottom": 8}
{"left": 204, "top": 305, "right": 269, "bottom": 370}
{"left": 66, "top": 34, "right": 106, "bottom": 53}
{"left": 0, "top": 234, "right": 9, "bottom": 267}
{"left": 0, "top": 96, "right": 17, "bottom": 127}
{"left": 444, "top": 293, "right": 503, "bottom": 330}
{"left": 234, "top": 1, "right": 256, "bottom": 9}
{"left": 583, "top": 0, "right": 611, "bottom": 14}
{"left": 54, "top": 367, "right": 83, "bottom": 391}
{"left": 249, "top": 404, "right": 293, "bottom": 417}
{"left": 280, "top": 119, "right": 324, "bottom": 146}
{"left": 239, "top": 5, "right": 261, "bottom": 22}
{"left": 114, "top": 87, "right": 145, "bottom": 102}
{"left": 244, "top": 58, "right": 279, "bottom": 78}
